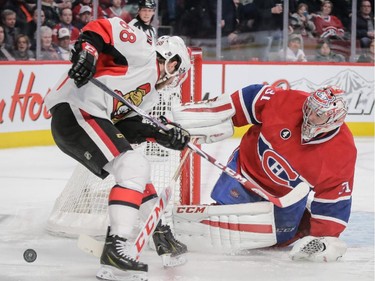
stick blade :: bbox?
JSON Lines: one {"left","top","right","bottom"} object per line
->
{"left": 77, "top": 234, "right": 103, "bottom": 258}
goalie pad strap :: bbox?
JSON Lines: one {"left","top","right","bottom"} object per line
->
{"left": 172, "top": 202, "right": 277, "bottom": 253}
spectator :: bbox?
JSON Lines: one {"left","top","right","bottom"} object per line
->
{"left": 357, "top": 39, "right": 375, "bottom": 63}
{"left": 222, "top": 0, "right": 240, "bottom": 40}
{"left": 177, "top": 0, "right": 216, "bottom": 38}
{"left": 252, "top": 0, "right": 284, "bottom": 60}
{"left": 279, "top": 34, "right": 307, "bottom": 62}
{"left": 104, "top": 0, "right": 132, "bottom": 22}
{"left": 56, "top": 27, "right": 71, "bottom": 60}
{"left": 299, "top": 0, "right": 323, "bottom": 16}
{"left": 13, "top": 34, "right": 35, "bottom": 61}
{"left": 39, "top": 25, "right": 61, "bottom": 60}
{"left": 290, "top": 3, "right": 316, "bottom": 39}
{"left": 2, "top": 0, "right": 34, "bottom": 34}
{"left": 356, "top": 0, "right": 374, "bottom": 49}
{"left": 55, "top": 0, "right": 73, "bottom": 10}
{"left": 72, "top": 0, "right": 107, "bottom": 24}
{"left": 26, "top": 7, "right": 47, "bottom": 50}
{"left": 1, "top": 9, "right": 21, "bottom": 50}
{"left": 314, "top": 39, "right": 346, "bottom": 62}
{"left": 313, "top": 0, "right": 346, "bottom": 40}
{"left": 330, "top": 0, "right": 352, "bottom": 30}
{"left": 42, "top": 0, "right": 61, "bottom": 28}
{"left": 0, "top": 24, "right": 15, "bottom": 60}
{"left": 52, "top": 7, "right": 80, "bottom": 45}
{"left": 74, "top": 5, "right": 92, "bottom": 30}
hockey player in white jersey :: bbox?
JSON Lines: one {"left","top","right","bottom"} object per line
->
{"left": 44, "top": 16, "right": 191, "bottom": 281}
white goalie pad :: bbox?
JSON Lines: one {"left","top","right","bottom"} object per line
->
{"left": 172, "top": 94, "right": 235, "bottom": 128}
{"left": 172, "top": 202, "right": 277, "bottom": 253}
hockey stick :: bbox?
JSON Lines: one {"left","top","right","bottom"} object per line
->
{"left": 90, "top": 78, "right": 309, "bottom": 208}
{"left": 78, "top": 146, "right": 193, "bottom": 263}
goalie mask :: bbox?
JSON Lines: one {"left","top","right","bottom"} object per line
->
{"left": 156, "top": 36, "right": 191, "bottom": 81}
{"left": 302, "top": 86, "right": 348, "bottom": 142}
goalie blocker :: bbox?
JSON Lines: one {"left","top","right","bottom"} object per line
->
{"left": 171, "top": 94, "right": 235, "bottom": 144}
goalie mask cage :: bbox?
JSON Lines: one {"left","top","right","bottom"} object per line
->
{"left": 46, "top": 48, "right": 203, "bottom": 237}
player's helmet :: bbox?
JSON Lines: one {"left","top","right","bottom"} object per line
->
{"left": 138, "top": 0, "right": 156, "bottom": 9}
{"left": 302, "top": 86, "right": 348, "bottom": 142}
{"left": 156, "top": 36, "right": 191, "bottom": 78}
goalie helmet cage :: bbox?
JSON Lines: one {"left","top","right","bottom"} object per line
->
{"left": 46, "top": 48, "right": 203, "bottom": 238}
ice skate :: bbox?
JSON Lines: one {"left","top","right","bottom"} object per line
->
{"left": 152, "top": 223, "right": 188, "bottom": 267}
{"left": 96, "top": 233, "right": 148, "bottom": 281}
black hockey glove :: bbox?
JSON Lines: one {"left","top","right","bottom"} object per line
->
{"left": 155, "top": 116, "right": 190, "bottom": 151}
{"left": 68, "top": 41, "right": 98, "bottom": 88}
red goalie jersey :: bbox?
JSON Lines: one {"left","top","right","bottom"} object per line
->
{"left": 211, "top": 82, "right": 357, "bottom": 243}
{"left": 228, "top": 84, "right": 356, "bottom": 239}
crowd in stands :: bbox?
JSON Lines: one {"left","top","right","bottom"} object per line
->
{"left": 0, "top": 0, "right": 373, "bottom": 63}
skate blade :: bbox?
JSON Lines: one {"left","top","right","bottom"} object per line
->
{"left": 161, "top": 253, "right": 187, "bottom": 268}
{"left": 96, "top": 265, "right": 147, "bottom": 281}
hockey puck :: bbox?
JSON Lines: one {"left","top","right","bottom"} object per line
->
{"left": 23, "top": 249, "right": 37, "bottom": 263}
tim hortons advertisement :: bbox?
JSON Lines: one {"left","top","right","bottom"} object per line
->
{"left": 0, "top": 63, "right": 373, "bottom": 135}
{"left": 0, "top": 63, "right": 69, "bottom": 133}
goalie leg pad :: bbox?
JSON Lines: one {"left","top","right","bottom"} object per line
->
{"left": 172, "top": 202, "right": 277, "bottom": 253}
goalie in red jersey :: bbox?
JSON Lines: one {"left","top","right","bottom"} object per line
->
{"left": 172, "top": 85, "right": 356, "bottom": 262}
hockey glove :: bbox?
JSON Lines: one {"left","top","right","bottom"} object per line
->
{"left": 68, "top": 41, "right": 98, "bottom": 88}
{"left": 289, "top": 236, "right": 347, "bottom": 262}
{"left": 155, "top": 116, "right": 190, "bottom": 151}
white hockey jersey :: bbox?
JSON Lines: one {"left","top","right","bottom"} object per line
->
{"left": 44, "top": 17, "right": 159, "bottom": 122}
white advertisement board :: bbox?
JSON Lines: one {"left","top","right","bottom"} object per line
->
{"left": 0, "top": 62, "right": 373, "bottom": 135}
{"left": 204, "top": 63, "right": 374, "bottom": 123}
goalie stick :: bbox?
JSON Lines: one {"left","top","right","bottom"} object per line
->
{"left": 90, "top": 78, "right": 309, "bottom": 208}
{"left": 78, "top": 147, "right": 193, "bottom": 266}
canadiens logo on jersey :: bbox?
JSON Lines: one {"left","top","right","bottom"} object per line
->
{"left": 111, "top": 83, "right": 151, "bottom": 122}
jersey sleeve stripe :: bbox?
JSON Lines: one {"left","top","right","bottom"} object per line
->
{"left": 310, "top": 214, "right": 348, "bottom": 227}
{"left": 313, "top": 195, "right": 351, "bottom": 203}
{"left": 311, "top": 198, "right": 351, "bottom": 223}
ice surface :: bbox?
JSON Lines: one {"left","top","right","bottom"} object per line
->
{"left": 0, "top": 138, "right": 373, "bottom": 281}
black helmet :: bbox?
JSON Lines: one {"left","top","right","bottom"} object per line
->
{"left": 138, "top": 0, "right": 156, "bottom": 9}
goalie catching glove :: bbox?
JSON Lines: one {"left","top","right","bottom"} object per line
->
{"left": 68, "top": 41, "right": 98, "bottom": 88}
{"left": 154, "top": 116, "right": 190, "bottom": 150}
{"left": 289, "top": 236, "right": 347, "bottom": 262}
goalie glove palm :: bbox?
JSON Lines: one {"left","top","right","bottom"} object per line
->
{"left": 155, "top": 116, "right": 190, "bottom": 151}
{"left": 68, "top": 42, "right": 98, "bottom": 88}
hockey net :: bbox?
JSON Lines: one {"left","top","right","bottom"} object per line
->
{"left": 46, "top": 48, "right": 203, "bottom": 237}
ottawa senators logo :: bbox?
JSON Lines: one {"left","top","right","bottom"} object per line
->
{"left": 111, "top": 83, "right": 151, "bottom": 123}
